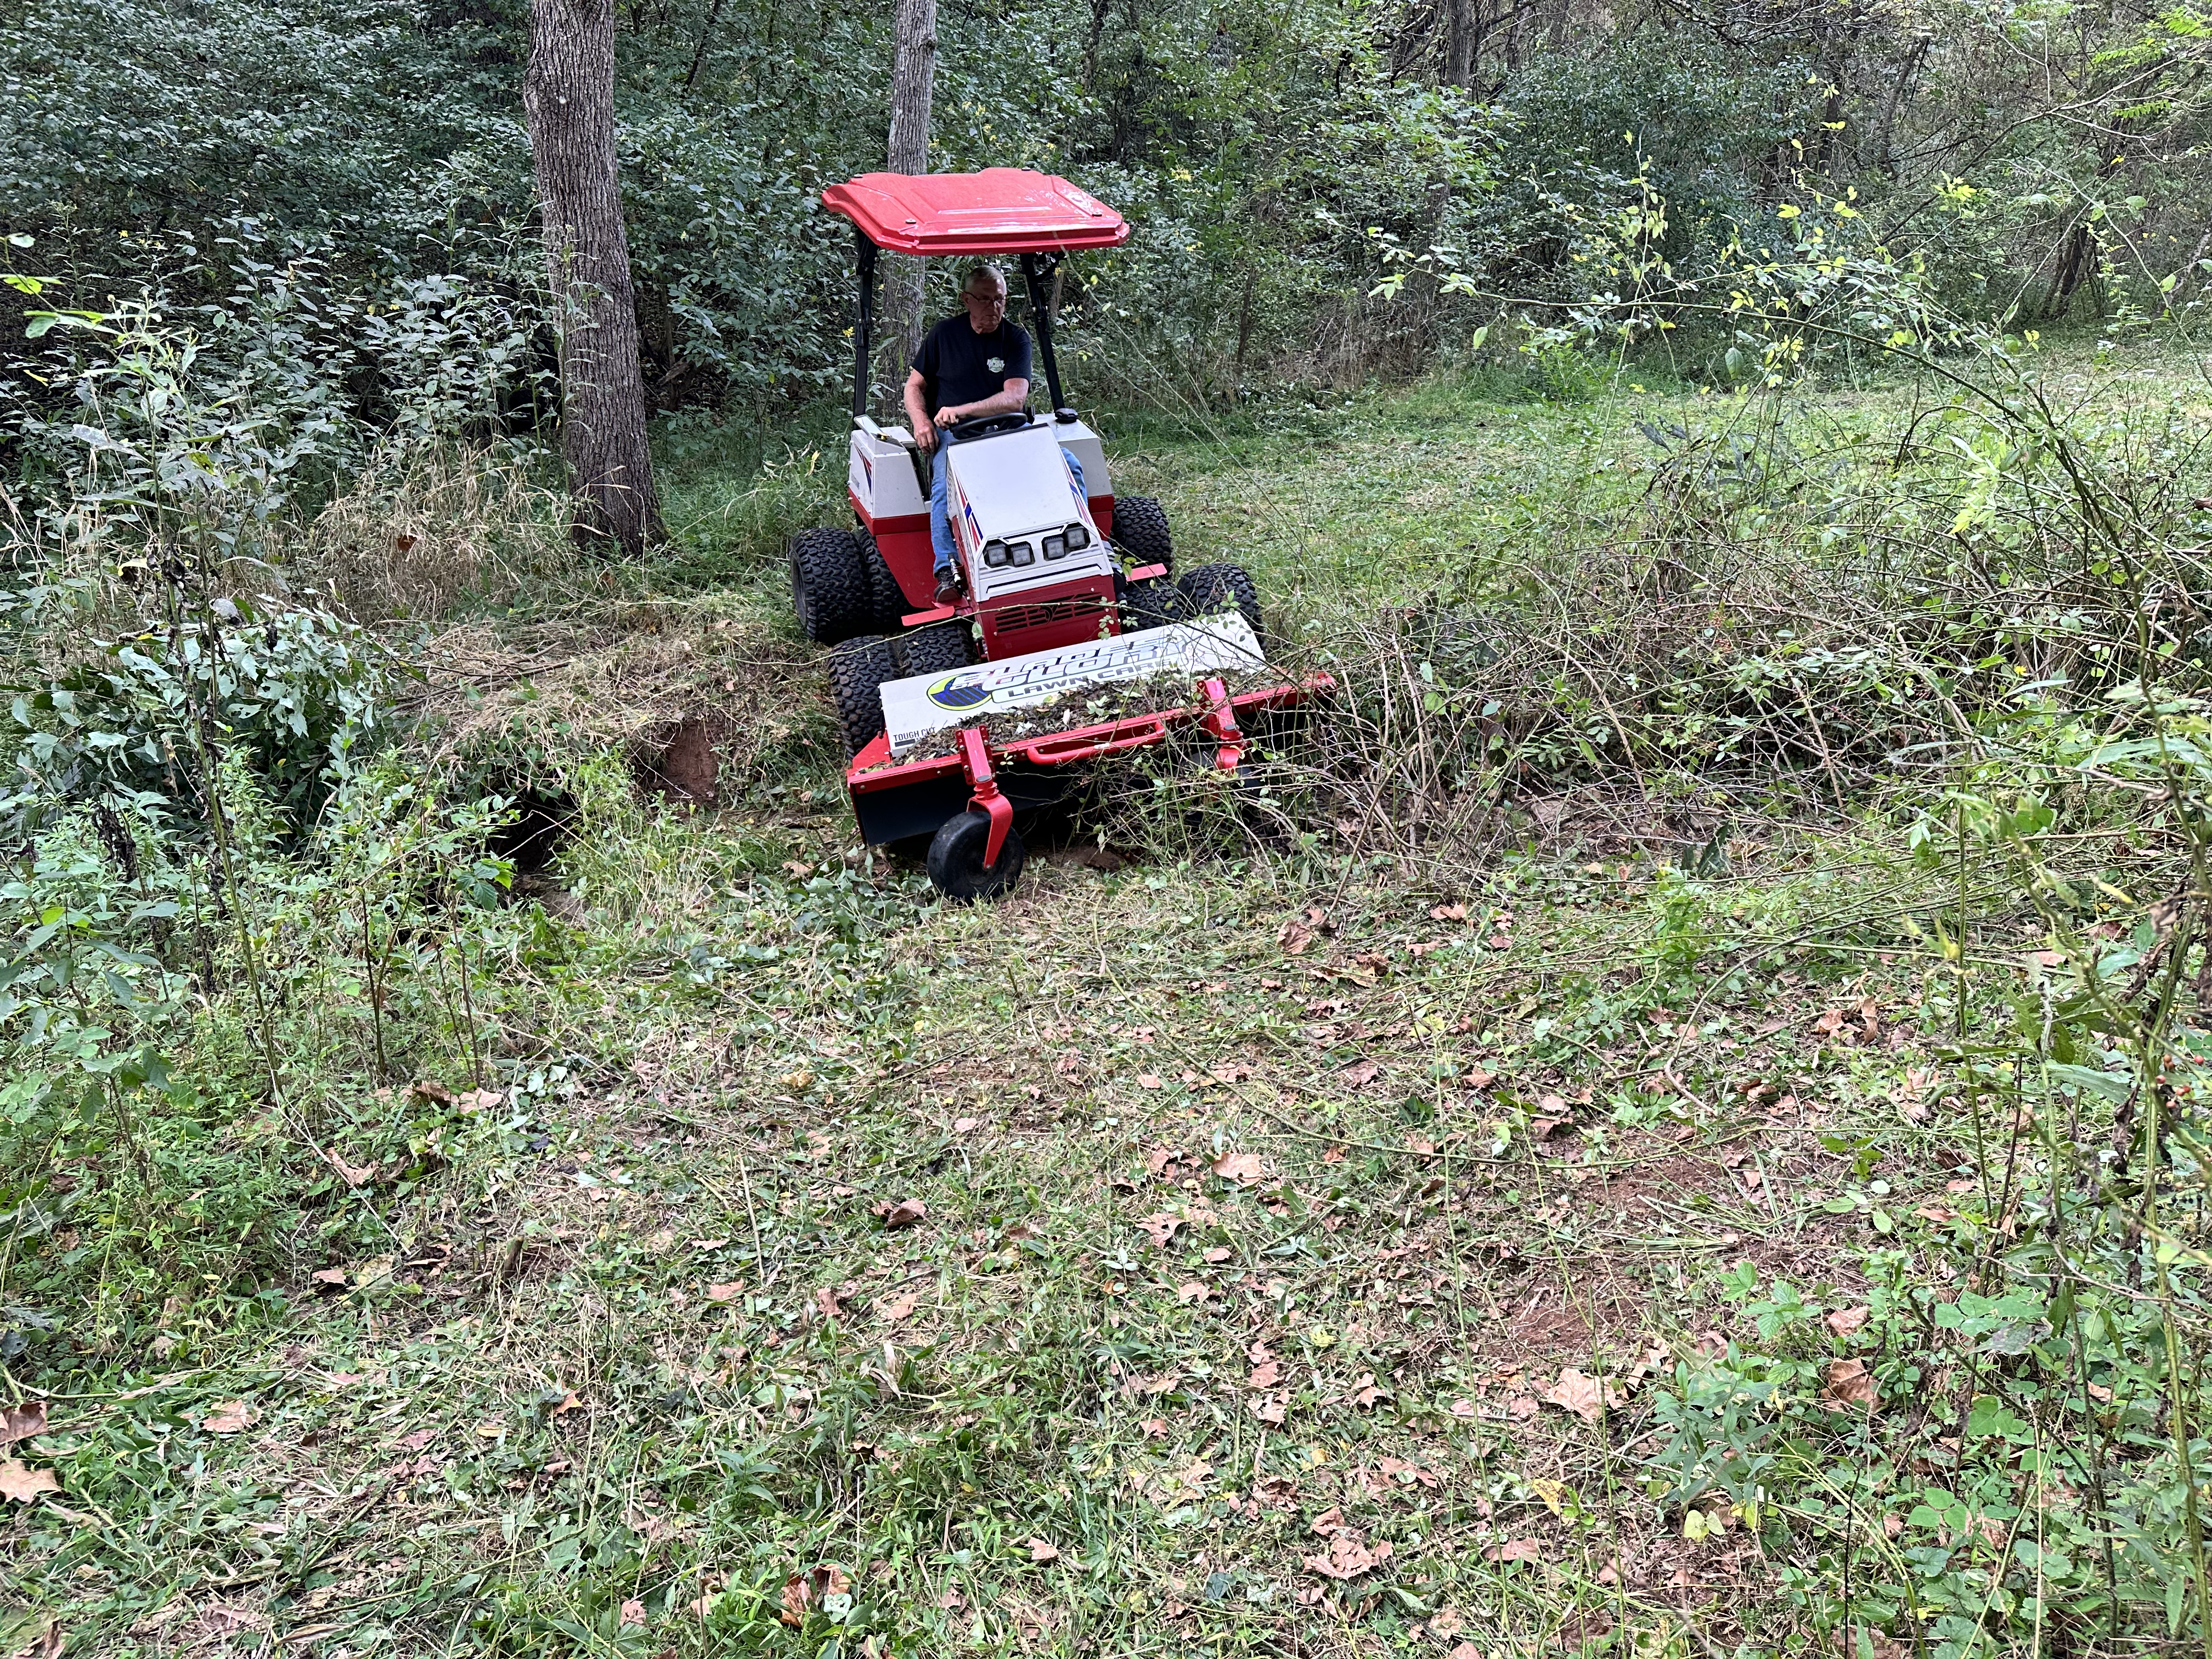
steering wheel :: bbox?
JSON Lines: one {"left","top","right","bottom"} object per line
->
{"left": 946, "top": 412, "right": 1031, "bottom": 442}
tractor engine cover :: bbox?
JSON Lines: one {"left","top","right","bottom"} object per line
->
{"left": 946, "top": 423, "right": 1112, "bottom": 604}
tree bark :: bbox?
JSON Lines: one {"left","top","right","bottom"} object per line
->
{"left": 878, "top": 0, "right": 938, "bottom": 418}
{"left": 524, "top": 0, "right": 664, "bottom": 555}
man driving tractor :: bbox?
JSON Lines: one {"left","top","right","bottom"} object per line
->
{"left": 905, "top": 262, "right": 1081, "bottom": 606}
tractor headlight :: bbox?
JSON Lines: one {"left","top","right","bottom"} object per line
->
{"left": 1065, "top": 523, "right": 1090, "bottom": 551}
{"left": 1042, "top": 532, "right": 1068, "bottom": 560}
{"left": 983, "top": 539, "right": 1011, "bottom": 568}
{"left": 1009, "top": 540, "right": 1035, "bottom": 567}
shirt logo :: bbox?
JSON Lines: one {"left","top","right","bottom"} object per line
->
{"left": 986, "top": 357, "right": 1006, "bottom": 373}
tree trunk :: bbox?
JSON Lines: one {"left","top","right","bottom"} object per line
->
{"left": 524, "top": 0, "right": 664, "bottom": 556}
{"left": 878, "top": 0, "right": 938, "bottom": 419}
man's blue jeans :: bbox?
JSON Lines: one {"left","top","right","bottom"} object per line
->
{"left": 929, "top": 431, "right": 1086, "bottom": 579}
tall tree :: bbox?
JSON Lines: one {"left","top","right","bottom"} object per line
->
{"left": 524, "top": 0, "right": 664, "bottom": 556}
{"left": 879, "top": 0, "right": 938, "bottom": 417}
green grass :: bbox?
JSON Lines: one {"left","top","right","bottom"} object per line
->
{"left": 10, "top": 340, "right": 2212, "bottom": 1658}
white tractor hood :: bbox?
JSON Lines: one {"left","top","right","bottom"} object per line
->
{"left": 945, "top": 422, "right": 1111, "bottom": 602}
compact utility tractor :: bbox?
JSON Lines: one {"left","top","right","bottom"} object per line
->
{"left": 789, "top": 169, "right": 1324, "bottom": 901}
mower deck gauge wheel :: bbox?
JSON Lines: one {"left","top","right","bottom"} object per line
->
{"left": 928, "top": 808, "right": 1028, "bottom": 902}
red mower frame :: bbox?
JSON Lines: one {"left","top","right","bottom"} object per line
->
{"left": 815, "top": 170, "right": 1329, "bottom": 898}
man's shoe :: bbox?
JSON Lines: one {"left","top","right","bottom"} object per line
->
{"left": 932, "top": 572, "right": 963, "bottom": 608}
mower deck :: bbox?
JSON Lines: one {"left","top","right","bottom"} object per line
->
{"left": 844, "top": 671, "right": 1331, "bottom": 848}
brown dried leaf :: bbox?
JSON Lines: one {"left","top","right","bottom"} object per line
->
{"left": 1248, "top": 1361, "right": 1282, "bottom": 1390}
{"left": 203, "top": 1400, "right": 257, "bottom": 1435}
{"left": 780, "top": 1575, "right": 810, "bottom": 1626}
{"left": 1825, "top": 1305, "right": 1870, "bottom": 1338}
{"left": 1303, "top": 1532, "right": 1389, "bottom": 1579}
{"left": 0, "top": 1459, "right": 60, "bottom": 1503}
{"left": 882, "top": 1198, "right": 927, "bottom": 1231}
{"left": 0, "top": 1402, "right": 46, "bottom": 1447}
{"left": 706, "top": 1281, "right": 743, "bottom": 1304}
{"left": 1483, "top": 1537, "right": 1544, "bottom": 1565}
{"left": 618, "top": 1598, "right": 646, "bottom": 1627}
{"left": 1211, "top": 1152, "right": 1267, "bottom": 1186}
{"left": 1823, "top": 1357, "right": 1878, "bottom": 1409}
{"left": 1542, "top": 1368, "right": 1606, "bottom": 1424}
{"left": 1025, "top": 1537, "right": 1060, "bottom": 1563}
{"left": 1175, "top": 1281, "right": 1210, "bottom": 1305}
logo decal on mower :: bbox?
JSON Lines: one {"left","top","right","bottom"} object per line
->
{"left": 921, "top": 627, "right": 1244, "bottom": 713}
{"left": 880, "top": 615, "right": 1266, "bottom": 757}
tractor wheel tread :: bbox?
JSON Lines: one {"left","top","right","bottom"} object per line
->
{"left": 1111, "top": 494, "right": 1173, "bottom": 575}
{"left": 859, "top": 530, "right": 908, "bottom": 631}
{"left": 1177, "top": 561, "right": 1264, "bottom": 641}
{"left": 827, "top": 634, "right": 899, "bottom": 757}
{"left": 1122, "top": 575, "right": 1190, "bottom": 631}
{"left": 791, "top": 527, "right": 871, "bottom": 645}
{"left": 898, "top": 622, "right": 973, "bottom": 678}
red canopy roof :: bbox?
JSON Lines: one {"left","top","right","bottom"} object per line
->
{"left": 820, "top": 169, "right": 1130, "bottom": 256}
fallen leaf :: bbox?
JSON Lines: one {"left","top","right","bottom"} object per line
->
{"left": 1483, "top": 1538, "right": 1543, "bottom": 1564}
{"left": 938, "top": 1588, "right": 966, "bottom": 1610}
{"left": 323, "top": 1148, "right": 379, "bottom": 1187}
{"left": 1302, "top": 1532, "right": 1388, "bottom": 1579}
{"left": 0, "top": 1403, "right": 46, "bottom": 1446}
{"left": 0, "top": 1459, "right": 60, "bottom": 1503}
{"left": 1825, "top": 1305, "right": 1870, "bottom": 1338}
{"left": 1449, "top": 1646, "right": 1483, "bottom": 1659}
{"left": 1176, "top": 1280, "right": 1211, "bottom": 1305}
{"left": 1429, "top": 1607, "right": 1465, "bottom": 1637}
{"left": 1542, "top": 1369, "right": 1606, "bottom": 1424}
{"left": 1135, "top": 1211, "right": 1184, "bottom": 1248}
{"left": 1025, "top": 1537, "right": 1060, "bottom": 1562}
{"left": 814, "top": 1286, "right": 845, "bottom": 1320}
{"left": 1322, "top": 1144, "right": 1345, "bottom": 1163}
{"left": 619, "top": 1598, "right": 646, "bottom": 1626}
{"left": 1451, "top": 1397, "right": 1480, "bottom": 1419}
{"left": 878, "top": 1291, "right": 919, "bottom": 1323}
{"left": 1203, "top": 1246, "right": 1232, "bottom": 1263}
{"left": 780, "top": 1575, "right": 810, "bottom": 1627}
{"left": 882, "top": 1198, "right": 927, "bottom": 1230}
{"left": 1211, "top": 1152, "right": 1267, "bottom": 1185}
{"left": 1248, "top": 1361, "right": 1282, "bottom": 1390}
{"left": 706, "top": 1281, "right": 743, "bottom": 1303}
{"left": 1529, "top": 1116, "right": 1571, "bottom": 1141}
{"left": 1310, "top": 1505, "right": 1349, "bottom": 1537}
{"left": 1823, "top": 1357, "right": 1878, "bottom": 1409}
{"left": 1279, "top": 918, "right": 1314, "bottom": 956}
{"left": 1429, "top": 904, "right": 1468, "bottom": 922}
{"left": 1140, "top": 1417, "right": 1167, "bottom": 1438}
{"left": 550, "top": 1392, "right": 585, "bottom": 1418}
{"left": 1252, "top": 1398, "right": 1286, "bottom": 1425}
{"left": 309, "top": 1266, "right": 348, "bottom": 1288}
{"left": 203, "top": 1400, "right": 257, "bottom": 1435}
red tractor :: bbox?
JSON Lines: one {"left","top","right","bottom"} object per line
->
{"left": 790, "top": 169, "right": 1323, "bottom": 900}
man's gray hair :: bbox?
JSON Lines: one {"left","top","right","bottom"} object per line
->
{"left": 962, "top": 262, "right": 1008, "bottom": 296}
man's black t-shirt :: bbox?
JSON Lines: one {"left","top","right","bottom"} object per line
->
{"left": 913, "top": 314, "right": 1032, "bottom": 414}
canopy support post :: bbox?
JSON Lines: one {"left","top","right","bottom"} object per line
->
{"left": 851, "top": 230, "right": 879, "bottom": 420}
{"left": 1021, "top": 251, "right": 1068, "bottom": 416}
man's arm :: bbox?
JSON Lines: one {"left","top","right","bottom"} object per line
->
{"left": 904, "top": 368, "right": 936, "bottom": 451}
{"left": 934, "top": 377, "right": 1030, "bottom": 426}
